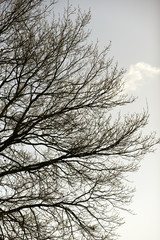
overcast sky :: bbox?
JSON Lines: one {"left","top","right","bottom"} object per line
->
{"left": 55, "top": 1, "right": 160, "bottom": 239}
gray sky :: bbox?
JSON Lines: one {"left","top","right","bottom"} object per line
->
{"left": 56, "top": 0, "right": 160, "bottom": 239}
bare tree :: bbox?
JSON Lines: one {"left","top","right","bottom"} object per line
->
{"left": 0, "top": 1, "right": 159, "bottom": 239}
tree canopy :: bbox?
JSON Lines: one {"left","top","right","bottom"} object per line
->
{"left": 0, "top": 1, "right": 159, "bottom": 239}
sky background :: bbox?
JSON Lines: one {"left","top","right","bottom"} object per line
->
{"left": 55, "top": 0, "right": 160, "bottom": 239}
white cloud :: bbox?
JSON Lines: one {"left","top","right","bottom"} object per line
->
{"left": 124, "top": 62, "right": 160, "bottom": 91}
